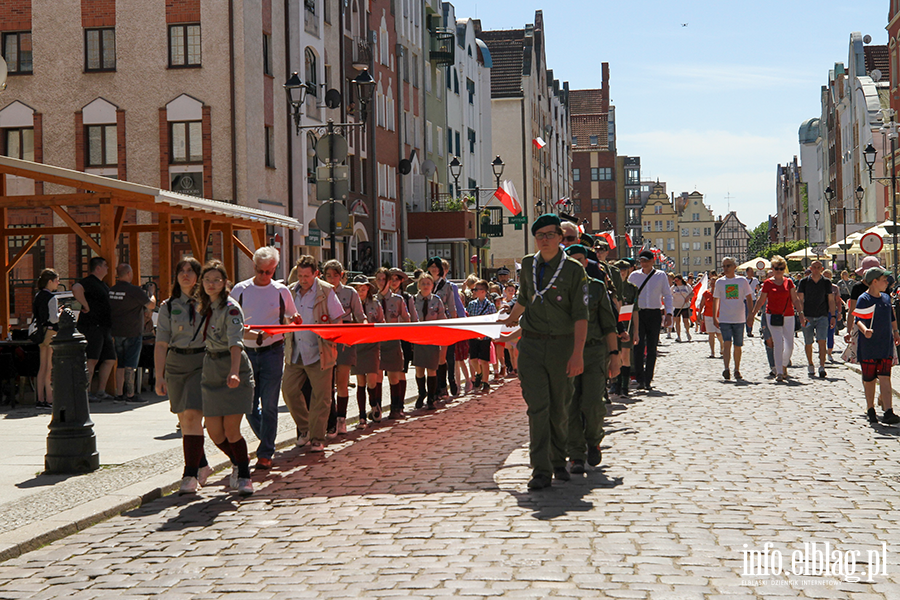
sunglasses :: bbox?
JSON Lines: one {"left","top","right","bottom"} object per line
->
{"left": 773, "top": 266, "right": 785, "bottom": 271}
{"left": 562, "top": 236, "right": 579, "bottom": 242}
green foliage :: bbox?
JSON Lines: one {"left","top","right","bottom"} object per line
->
{"left": 402, "top": 258, "right": 418, "bottom": 272}
{"left": 762, "top": 239, "right": 809, "bottom": 260}
{"left": 748, "top": 221, "right": 770, "bottom": 259}
{"left": 800, "top": 183, "right": 809, "bottom": 218}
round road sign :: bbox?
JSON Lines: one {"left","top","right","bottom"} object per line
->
{"left": 756, "top": 260, "right": 766, "bottom": 270}
{"left": 315, "top": 201, "right": 350, "bottom": 235}
{"left": 314, "top": 134, "right": 349, "bottom": 163}
{"left": 860, "top": 232, "right": 884, "bottom": 255}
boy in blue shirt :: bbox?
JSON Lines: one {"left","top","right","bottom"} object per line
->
{"left": 855, "top": 267, "right": 900, "bottom": 424}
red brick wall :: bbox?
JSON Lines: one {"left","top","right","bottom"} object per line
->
{"left": 262, "top": 0, "right": 272, "bottom": 34}
{"left": 202, "top": 106, "right": 213, "bottom": 196}
{"left": 32, "top": 112, "right": 42, "bottom": 194}
{"left": 116, "top": 109, "right": 126, "bottom": 181}
{"left": 82, "top": 0, "right": 115, "bottom": 28}
{"left": 166, "top": 0, "right": 200, "bottom": 23}
{"left": 0, "top": 0, "right": 30, "bottom": 32}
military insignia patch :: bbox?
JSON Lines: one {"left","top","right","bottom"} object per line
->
{"left": 172, "top": 309, "right": 183, "bottom": 315}
{"left": 232, "top": 318, "right": 240, "bottom": 324}
{"left": 321, "top": 315, "right": 329, "bottom": 322}
{"left": 229, "top": 308, "right": 239, "bottom": 316}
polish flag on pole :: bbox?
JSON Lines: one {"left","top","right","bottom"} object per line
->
{"left": 625, "top": 233, "right": 633, "bottom": 248}
{"left": 533, "top": 137, "right": 547, "bottom": 149}
{"left": 618, "top": 304, "right": 634, "bottom": 323}
{"left": 493, "top": 180, "right": 523, "bottom": 215}
{"left": 690, "top": 273, "right": 709, "bottom": 323}
{"left": 852, "top": 304, "right": 876, "bottom": 319}
{"left": 598, "top": 231, "right": 616, "bottom": 249}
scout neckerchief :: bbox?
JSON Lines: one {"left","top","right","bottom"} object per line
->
{"left": 420, "top": 294, "right": 430, "bottom": 320}
{"left": 532, "top": 251, "right": 565, "bottom": 304}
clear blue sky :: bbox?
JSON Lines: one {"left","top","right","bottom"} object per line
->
{"left": 451, "top": 0, "right": 890, "bottom": 230}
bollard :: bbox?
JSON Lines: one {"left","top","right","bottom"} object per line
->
{"left": 44, "top": 308, "right": 99, "bottom": 474}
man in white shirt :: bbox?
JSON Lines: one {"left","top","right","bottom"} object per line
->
{"left": 282, "top": 256, "right": 345, "bottom": 452}
{"left": 627, "top": 249, "right": 673, "bottom": 390}
{"left": 232, "top": 247, "right": 299, "bottom": 469}
{"left": 745, "top": 266, "right": 760, "bottom": 337}
{"left": 713, "top": 257, "right": 754, "bottom": 381}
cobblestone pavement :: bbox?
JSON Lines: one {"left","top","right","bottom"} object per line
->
{"left": 2, "top": 333, "right": 900, "bottom": 599}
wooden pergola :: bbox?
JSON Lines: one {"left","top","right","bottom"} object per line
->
{"left": 0, "top": 156, "right": 301, "bottom": 333}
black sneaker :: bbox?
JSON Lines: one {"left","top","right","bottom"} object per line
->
{"left": 882, "top": 409, "right": 900, "bottom": 425}
{"left": 722, "top": 369, "right": 730, "bottom": 381}
{"left": 449, "top": 380, "right": 459, "bottom": 396}
{"left": 587, "top": 444, "right": 602, "bottom": 467}
{"left": 113, "top": 395, "right": 126, "bottom": 404}
{"left": 481, "top": 382, "right": 490, "bottom": 393}
{"left": 473, "top": 374, "right": 482, "bottom": 388}
{"left": 570, "top": 460, "right": 585, "bottom": 475}
{"left": 553, "top": 466, "right": 571, "bottom": 481}
{"left": 868, "top": 408, "right": 879, "bottom": 423}
{"left": 125, "top": 395, "right": 149, "bottom": 404}
{"left": 527, "top": 474, "right": 552, "bottom": 490}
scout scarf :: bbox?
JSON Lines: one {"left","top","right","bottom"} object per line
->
{"left": 532, "top": 252, "right": 565, "bottom": 304}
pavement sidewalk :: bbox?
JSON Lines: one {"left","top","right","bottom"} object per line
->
{"left": 0, "top": 363, "right": 497, "bottom": 562}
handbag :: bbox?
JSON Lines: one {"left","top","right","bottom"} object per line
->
{"left": 769, "top": 314, "right": 784, "bottom": 327}
{"left": 27, "top": 319, "right": 44, "bottom": 344}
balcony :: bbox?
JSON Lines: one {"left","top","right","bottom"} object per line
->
{"left": 481, "top": 207, "right": 504, "bottom": 238}
{"left": 408, "top": 210, "right": 475, "bottom": 241}
{"left": 429, "top": 29, "right": 455, "bottom": 66}
{"left": 352, "top": 37, "right": 371, "bottom": 70}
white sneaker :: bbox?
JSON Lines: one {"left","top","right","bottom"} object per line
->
{"left": 807, "top": 365, "right": 815, "bottom": 377}
{"left": 296, "top": 431, "right": 309, "bottom": 447}
{"left": 676, "top": 335, "right": 681, "bottom": 342}
{"left": 197, "top": 465, "right": 213, "bottom": 487}
{"left": 179, "top": 476, "right": 199, "bottom": 494}
{"left": 236, "top": 478, "right": 254, "bottom": 496}
{"left": 229, "top": 465, "right": 239, "bottom": 490}
{"left": 336, "top": 417, "right": 347, "bottom": 435}
{"left": 687, "top": 332, "right": 692, "bottom": 341}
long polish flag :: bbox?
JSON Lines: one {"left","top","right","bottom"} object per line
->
{"left": 250, "top": 314, "right": 521, "bottom": 346}
{"left": 494, "top": 180, "right": 523, "bottom": 215}
{"left": 625, "top": 233, "right": 633, "bottom": 248}
{"left": 618, "top": 304, "right": 634, "bottom": 323}
{"left": 852, "top": 305, "right": 876, "bottom": 319}
{"left": 533, "top": 137, "right": 547, "bottom": 149}
{"left": 690, "top": 273, "right": 708, "bottom": 324}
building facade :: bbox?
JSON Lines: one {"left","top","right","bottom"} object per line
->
{"left": 641, "top": 182, "right": 679, "bottom": 271}
{"left": 715, "top": 211, "right": 751, "bottom": 266}
{"left": 676, "top": 191, "right": 716, "bottom": 275}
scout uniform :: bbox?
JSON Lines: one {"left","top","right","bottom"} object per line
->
{"left": 334, "top": 282, "right": 365, "bottom": 366}
{"left": 381, "top": 288, "right": 410, "bottom": 371}
{"left": 201, "top": 297, "right": 254, "bottom": 417}
{"left": 563, "top": 247, "right": 617, "bottom": 467}
{"left": 516, "top": 215, "right": 589, "bottom": 484}
{"left": 157, "top": 293, "right": 206, "bottom": 414}
{"left": 615, "top": 260, "right": 638, "bottom": 397}
{"left": 352, "top": 296, "right": 384, "bottom": 376}
{"left": 413, "top": 290, "right": 446, "bottom": 409}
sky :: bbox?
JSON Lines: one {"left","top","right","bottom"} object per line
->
{"left": 449, "top": 0, "right": 891, "bottom": 230}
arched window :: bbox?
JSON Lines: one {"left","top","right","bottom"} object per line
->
{"left": 305, "top": 48, "right": 318, "bottom": 96}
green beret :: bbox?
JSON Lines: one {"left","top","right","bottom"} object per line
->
{"left": 564, "top": 244, "right": 589, "bottom": 257}
{"left": 531, "top": 213, "right": 561, "bottom": 236}
{"left": 614, "top": 260, "right": 631, "bottom": 270}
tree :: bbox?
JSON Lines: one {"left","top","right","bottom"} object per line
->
{"left": 748, "top": 221, "right": 770, "bottom": 258}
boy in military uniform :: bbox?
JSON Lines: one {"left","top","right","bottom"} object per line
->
{"left": 611, "top": 259, "right": 638, "bottom": 397}
{"left": 563, "top": 245, "right": 620, "bottom": 473}
{"left": 499, "top": 214, "right": 589, "bottom": 490}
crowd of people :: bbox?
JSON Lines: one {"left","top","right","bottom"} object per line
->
{"left": 25, "top": 216, "right": 900, "bottom": 497}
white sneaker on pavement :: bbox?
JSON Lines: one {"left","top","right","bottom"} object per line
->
{"left": 807, "top": 364, "right": 815, "bottom": 377}
{"left": 296, "top": 431, "right": 310, "bottom": 447}
{"left": 236, "top": 478, "right": 254, "bottom": 496}
{"left": 179, "top": 476, "right": 199, "bottom": 494}
{"left": 197, "top": 465, "right": 213, "bottom": 487}
{"left": 229, "top": 466, "right": 238, "bottom": 490}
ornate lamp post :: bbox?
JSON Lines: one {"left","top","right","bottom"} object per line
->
{"left": 447, "top": 155, "right": 504, "bottom": 279}
{"left": 863, "top": 111, "right": 898, "bottom": 276}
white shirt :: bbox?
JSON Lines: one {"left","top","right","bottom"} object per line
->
{"left": 747, "top": 276, "right": 760, "bottom": 298}
{"left": 231, "top": 278, "right": 297, "bottom": 347}
{"left": 712, "top": 275, "right": 752, "bottom": 324}
{"left": 292, "top": 279, "right": 344, "bottom": 366}
{"left": 628, "top": 269, "right": 674, "bottom": 314}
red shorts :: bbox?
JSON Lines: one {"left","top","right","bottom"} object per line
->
{"left": 861, "top": 358, "right": 893, "bottom": 382}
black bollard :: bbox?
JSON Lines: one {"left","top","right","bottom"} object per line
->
{"left": 44, "top": 308, "right": 99, "bottom": 474}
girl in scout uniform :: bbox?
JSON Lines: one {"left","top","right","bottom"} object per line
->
{"left": 413, "top": 273, "right": 447, "bottom": 410}
{"left": 381, "top": 270, "right": 411, "bottom": 419}
{"left": 198, "top": 260, "right": 255, "bottom": 496}
{"left": 388, "top": 268, "right": 418, "bottom": 372}
{"left": 322, "top": 260, "right": 364, "bottom": 434}
{"left": 426, "top": 257, "right": 457, "bottom": 400}
{"left": 349, "top": 275, "right": 384, "bottom": 423}
{"left": 154, "top": 257, "right": 214, "bottom": 495}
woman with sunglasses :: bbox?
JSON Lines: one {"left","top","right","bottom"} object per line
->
{"left": 749, "top": 256, "right": 803, "bottom": 382}
{"left": 670, "top": 275, "right": 693, "bottom": 342}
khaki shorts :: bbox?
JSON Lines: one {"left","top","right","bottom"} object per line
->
{"left": 39, "top": 328, "right": 56, "bottom": 348}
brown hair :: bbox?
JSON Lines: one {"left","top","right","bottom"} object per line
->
{"left": 294, "top": 255, "right": 319, "bottom": 273}
{"left": 171, "top": 257, "right": 202, "bottom": 300}
{"left": 37, "top": 268, "right": 58, "bottom": 291}
{"left": 417, "top": 272, "right": 435, "bottom": 292}
{"left": 197, "top": 260, "right": 230, "bottom": 314}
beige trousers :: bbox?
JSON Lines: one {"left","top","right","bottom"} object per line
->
{"left": 282, "top": 360, "right": 334, "bottom": 444}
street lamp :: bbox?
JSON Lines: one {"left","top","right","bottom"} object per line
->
{"left": 826, "top": 186, "right": 853, "bottom": 270}
{"left": 449, "top": 156, "right": 462, "bottom": 198}
{"left": 535, "top": 200, "right": 544, "bottom": 216}
{"left": 284, "top": 72, "right": 312, "bottom": 134}
{"left": 865, "top": 112, "right": 899, "bottom": 277}
{"left": 491, "top": 155, "right": 505, "bottom": 188}
{"left": 447, "top": 155, "right": 504, "bottom": 279}
{"left": 352, "top": 68, "right": 376, "bottom": 123}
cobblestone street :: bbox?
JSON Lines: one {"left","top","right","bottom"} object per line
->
{"left": 2, "top": 334, "right": 900, "bottom": 599}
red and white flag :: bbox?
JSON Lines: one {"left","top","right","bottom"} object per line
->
{"left": 618, "top": 304, "right": 634, "bottom": 323}
{"left": 493, "top": 180, "right": 523, "bottom": 215}
{"left": 852, "top": 305, "right": 876, "bottom": 319}
{"left": 533, "top": 137, "right": 547, "bottom": 149}
{"left": 625, "top": 233, "right": 633, "bottom": 248}
{"left": 690, "top": 273, "right": 709, "bottom": 323}
{"left": 597, "top": 231, "right": 616, "bottom": 249}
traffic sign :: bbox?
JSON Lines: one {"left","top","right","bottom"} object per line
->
{"left": 507, "top": 215, "right": 528, "bottom": 230}
{"left": 314, "top": 133, "right": 349, "bottom": 163}
{"left": 860, "top": 231, "right": 884, "bottom": 255}
{"left": 316, "top": 201, "right": 350, "bottom": 236}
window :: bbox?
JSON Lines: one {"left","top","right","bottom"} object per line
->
{"left": 572, "top": 136, "right": 577, "bottom": 146}
{"left": 3, "top": 128, "right": 34, "bottom": 161}
{"left": 380, "top": 231, "right": 396, "bottom": 267}
{"left": 573, "top": 168, "right": 580, "bottom": 181}
{"left": 693, "top": 228, "right": 700, "bottom": 236}
{"left": 693, "top": 242, "right": 701, "bottom": 251}
{"left": 85, "top": 28, "right": 115, "bottom": 71}
{"left": 589, "top": 135, "right": 598, "bottom": 146}
{"left": 654, "top": 205, "right": 663, "bottom": 214}
{"left": 169, "top": 24, "right": 201, "bottom": 67}
{"left": 594, "top": 168, "right": 612, "bottom": 181}
{"left": 466, "top": 78, "right": 475, "bottom": 104}
{"left": 627, "top": 188, "right": 640, "bottom": 202}
{"left": 573, "top": 199, "right": 582, "bottom": 213}
{"left": 447, "top": 127, "right": 453, "bottom": 156}
{"left": 681, "top": 228, "right": 690, "bottom": 237}
{"left": 263, "top": 33, "right": 273, "bottom": 76}
{"left": 625, "top": 168, "right": 640, "bottom": 185}
{"left": 403, "top": 50, "right": 410, "bottom": 82}
{"left": 453, "top": 69, "right": 459, "bottom": 94}
{"left": 412, "top": 54, "right": 418, "bottom": 87}
{"left": 666, "top": 220, "right": 674, "bottom": 231}
{"left": 694, "top": 257, "right": 702, "bottom": 266}
{"left": 704, "top": 227, "right": 712, "bottom": 236}
{"left": 592, "top": 199, "right": 599, "bottom": 212}
{"left": 667, "top": 239, "right": 675, "bottom": 251}
{"left": 591, "top": 168, "right": 599, "bottom": 181}
{"left": 426, "top": 120, "right": 433, "bottom": 153}
{"left": 692, "top": 212, "right": 699, "bottom": 221}
{"left": 86, "top": 124, "right": 117, "bottom": 167}
{"left": 681, "top": 242, "right": 689, "bottom": 251}
{"left": 654, "top": 220, "right": 663, "bottom": 231}
{"left": 468, "top": 128, "right": 476, "bottom": 154}
{"left": 455, "top": 131, "right": 461, "bottom": 157}
{"left": 170, "top": 121, "right": 203, "bottom": 163}
{"left": 265, "top": 127, "right": 275, "bottom": 168}
{"left": 704, "top": 241, "right": 712, "bottom": 250}
{"left": 305, "top": 48, "right": 317, "bottom": 95}
{"left": 2, "top": 32, "right": 33, "bottom": 74}
{"left": 682, "top": 256, "right": 689, "bottom": 265}
{"left": 436, "top": 126, "right": 443, "bottom": 157}
{"left": 704, "top": 256, "right": 712, "bottom": 265}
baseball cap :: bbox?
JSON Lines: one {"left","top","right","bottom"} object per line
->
{"left": 864, "top": 266, "right": 891, "bottom": 284}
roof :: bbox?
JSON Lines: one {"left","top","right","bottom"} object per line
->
{"left": 474, "top": 38, "right": 492, "bottom": 68}
{"left": 479, "top": 30, "right": 526, "bottom": 98}
{"left": 569, "top": 89, "right": 606, "bottom": 115}
{"left": 864, "top": 45, "right": 889, "bottom": 78}
{"left": 0, "top": 156, "right": 302, "bottom": 230}
{"left": 571, "top": 115, "right": 608, "bottom": 150}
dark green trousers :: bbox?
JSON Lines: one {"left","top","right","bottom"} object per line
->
{"left": 518, "top": 335, "right": 574, "bottom": 478}
{"left": 567, "top": 344, "right": 608, "bottom": 461}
